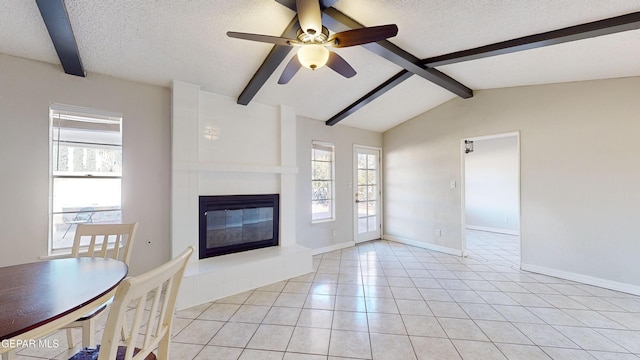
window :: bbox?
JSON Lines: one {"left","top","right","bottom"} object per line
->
{"left": 50, "top": 105, "right": 123, "bottom": 252}
{"left": 311, "top": 141, "right": 335, "bottom": 222}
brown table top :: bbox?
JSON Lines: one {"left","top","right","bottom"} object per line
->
{"left": 0, "top": 257, "right": 128, "bottom": 341}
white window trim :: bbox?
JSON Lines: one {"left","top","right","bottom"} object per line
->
{"left": 48, "top": 104, "right": 123, "bottom": 254}
{"left": 311, "top": 140, "right": 335, "bottom": 223}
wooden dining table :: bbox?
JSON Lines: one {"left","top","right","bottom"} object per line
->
{"left": 0, "top": 257, "right": 128, "bottom": 355}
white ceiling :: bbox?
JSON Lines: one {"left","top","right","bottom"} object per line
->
{"left": 1, "top": 0, "right": 639, "bottom": 132}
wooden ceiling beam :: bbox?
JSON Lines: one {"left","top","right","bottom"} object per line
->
{"left": 328, "top": 11, "right": 640, "bottom": 126}
{"left": 321, "top": 7, "right": 473, "bottom": 99}
{"left": 423, "top": 11, "right": 640, "bottom": 67}
{"left": 326, "top": 70, "right": 412, "bottom": 126}
{"left": 35, "top": 0, "right": 84, "bottom": 77}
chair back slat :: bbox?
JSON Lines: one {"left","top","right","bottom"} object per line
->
{"left": 71, "top": 223, "right": 139, "bottom": 265}
{"left": 142, "top": 284, "right": 163, "bottom": 349}
{"left": 97, "top": 247, "right": 193, "bottom": 360}
{"left": 97, "top": 233, "right": 109, "bottom": 259}
{"left": 87, "top": 234, "right": 97, "bottom": 257}
{"left": 125, "top": 296, "right": 146, "bottom": 360}
{"left": 112, "top": 234, "right": 122, "bottom": 259}
{"left": 156, "top": 279, "right": 173, "bottom": 338}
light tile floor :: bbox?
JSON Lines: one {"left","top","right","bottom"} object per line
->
{"left": 13, "top": 236, "right": 640, "bottom": 360}
{"left": 466, "top": 229, "right": 520, "bottom": 268}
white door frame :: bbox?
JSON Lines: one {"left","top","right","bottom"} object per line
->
{"left": 460, "top": 131, "right": 521, "bottom": 264}
{"left": 353, "top": 145, "right": 383, "bottom": 244}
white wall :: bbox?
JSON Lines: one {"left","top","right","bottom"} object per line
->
{"left": 383, "top": 77, "right": 640, "bottom": 293}
{"left": 464, "top": 135, "right": 519, "bottom": 234}
{"left": 296, "top": 117, "right": 382, "bottom": 252}
{"left": 0, "top": 54, "right": 171, "bottom": 275}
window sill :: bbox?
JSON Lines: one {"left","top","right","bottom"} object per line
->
{"left": 312, "top": 218, "right": 335, "bottom": 224}
{"left": 40, "top": 252, "right": 72, "bottom": 260}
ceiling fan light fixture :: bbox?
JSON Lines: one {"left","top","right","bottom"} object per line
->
{"left": 297, "top": 44, "right": 329, "bottom": 70}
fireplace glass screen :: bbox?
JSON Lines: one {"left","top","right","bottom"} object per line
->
{"left": 206, "top": 207, "right": 274, "bottom": 248}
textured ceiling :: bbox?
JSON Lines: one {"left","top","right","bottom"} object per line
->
{"left": 1, "top": 0, "right": 639, "bottom": 132}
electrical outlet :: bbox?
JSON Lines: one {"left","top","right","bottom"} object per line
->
{"left": 332, "top": 229, "right": 336, "bottom": 237}
{"left": 435, "top": 229, "right": 442, "bottom": 237}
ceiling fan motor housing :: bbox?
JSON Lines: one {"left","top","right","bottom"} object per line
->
{"left": 297, "top": 26, "right": 329, "bottom": 43}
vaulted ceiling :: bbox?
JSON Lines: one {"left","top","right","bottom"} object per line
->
{"left": 1, "top": 1, "right": 639, "bottom": 132}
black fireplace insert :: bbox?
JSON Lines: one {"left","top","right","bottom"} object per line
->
{"left": 199, "top": 194, "right": 279, "bottom": 259}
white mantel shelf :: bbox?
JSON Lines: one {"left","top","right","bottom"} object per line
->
{"left": 173, "top": 162, "right": 298, "bottom": 174}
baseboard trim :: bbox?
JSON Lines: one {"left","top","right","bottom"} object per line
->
{"left": 521, "top": 263, "right": 640, "bottom": 296}
{"left": 383, "top": 235, "right": 463, "bottom": 256}
{"left": 466, "top": 225, "right": 519, "bottom": 236}
{"left": 312, "top": 241, "right": 355, "bottom": 256}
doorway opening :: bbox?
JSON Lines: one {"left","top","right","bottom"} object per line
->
{"left": 461, "top": 132, "right": 521, "bottom": 268}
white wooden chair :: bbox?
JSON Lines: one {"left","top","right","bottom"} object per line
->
{"left": 62, "top": 222, "right": 139, "bottom": 349}
{"left": 69, "top": 246, "right": 194, "bottom": 360}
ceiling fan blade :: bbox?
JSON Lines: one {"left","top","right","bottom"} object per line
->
{"left": 278, "top": 54, "right": 302, "bottom": 84}
{"left": 328, "top": 24, "right": 399, "bottom": 48}
{"left": 296, "top": 0, "right": 322, "bottom": 35}
{"left": 227, "top": 31, "right": 296, "bottom": 46}
{"left": 326, "top": 51, "right": 356, "bottom": 78}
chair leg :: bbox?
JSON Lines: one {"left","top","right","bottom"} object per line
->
{"left": 66, "top": 328, "right": 74, "bottom": 349}
{"left": 81, "top": 318, "right": 96, "bottom": 348}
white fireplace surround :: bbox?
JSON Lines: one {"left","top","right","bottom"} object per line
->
{"left": 171, "top": 81, "right": 312, "bottom": 310}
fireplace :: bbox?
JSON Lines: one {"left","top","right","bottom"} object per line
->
{"left": 199, "top": 194, "right": 279, "bottom": 259}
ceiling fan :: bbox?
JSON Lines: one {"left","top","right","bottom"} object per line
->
{"left": 227, "top": 0, "right": 398, "bottom": 84}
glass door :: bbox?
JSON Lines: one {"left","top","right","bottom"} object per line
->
{"left": 354, "top": 146, "right": 381, "bottom": 243}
